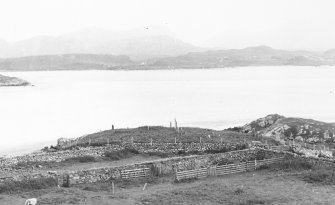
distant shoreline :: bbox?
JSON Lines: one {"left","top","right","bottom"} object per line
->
{"left": 0, "top": 64, "right": 331, "bottom": 73}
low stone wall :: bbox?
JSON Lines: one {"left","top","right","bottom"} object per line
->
{"left": 292, "top": 146, "right": 332, "bottom": 158}
{"left": 49, "top": 149, "right": 283, "bottom": 185}
{"left": 0, "top": 142, "right": 245, "bottom": 168}
{"left": 0, "top": 148, "right": 280, "bottom": 186}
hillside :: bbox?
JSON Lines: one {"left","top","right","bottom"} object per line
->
{"left": 151, "top": 46, "right": 333, "bottom": 68}
{"left": 2, "top": 45, "right": 335, "bottom": 71}
{"left": 0, "top": 27, "right": 202, "bottom": 61}
{"left": 242, "top": 114, "right": 335, "bottom": 144}
{"left": 0, "top": 74, "right": 29, "bottom": 86}
{"left": 56, "top": 126, "right": 254, "bottom": 149}
{"left": 0, "top": 54, "right": 133, "bottom": 71}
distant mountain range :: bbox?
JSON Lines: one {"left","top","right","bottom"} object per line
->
{"left": 1, "top": 27, "right": 335, "bottom": 70}
{"left": 0, "top": 27, "right": 202, "bottom": 61}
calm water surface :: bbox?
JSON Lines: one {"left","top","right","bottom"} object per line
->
{"left": 1, "top": 66, "right": 335, "bottom": 154}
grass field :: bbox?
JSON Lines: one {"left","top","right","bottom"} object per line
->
{"left": 75, "top": 126, "right": 261, "bottom": 145}
{"left": 2, "top": 158, "right": 335, "bottom": 205}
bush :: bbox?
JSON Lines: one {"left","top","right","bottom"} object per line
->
{"left": 145, "top": 152, "right": 169, "bottom": 158}
{"left": 262, "top": 158, "right": 313, "bottom": 171}
{"left": 303, "top": 169, "right": 335, "bottom": 185}
{"left": 234, "top": 187, "right": 244, "bottom": 195}
{"left": 64, "top": 155, "right": 96, "bottom": 163}
{"left": 104, "top": 148, "right": 139, "bottom": 160}
{"left": 205, "top": 147, "right": 228, "bottom": 154}
{"left": 0, "top": 177, "right": 58, "bottom": 193}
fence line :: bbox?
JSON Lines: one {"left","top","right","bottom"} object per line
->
{"left": 175, "top": 157, "right": 284, "bottom": 181}
{"left": 121, "top": 168, "right": 151, "bottom": 179}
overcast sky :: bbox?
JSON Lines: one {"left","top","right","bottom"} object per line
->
{"left": 0, "top": 0, "right": 335, "bottom": 51}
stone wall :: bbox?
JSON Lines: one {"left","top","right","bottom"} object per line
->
{"left": 0, "top": 148, "right": 280, "bottom": 186}
{"left": 0, "top": 142, "right": 245, "bottom": 168}
{"left": 55, "top": 149, "right": 283, "bottom": 185}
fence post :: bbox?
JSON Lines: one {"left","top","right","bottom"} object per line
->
{"left": 150, "top": 138, "right": 153, "bottom": 146}
{"left": 254, "top": 159, "right": 257, "bottom": 170}
{"left": 112, "top": 182, "right": 115, "bottom": 195}
{"left": 131, "top": 137, "right": 134, "bottom": 145}
{"left": 200, "top": 137, "right": 202, "bottom": 143}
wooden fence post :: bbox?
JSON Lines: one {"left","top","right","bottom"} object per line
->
{"left": 254, "top": 159, "right": 257, "bottom": 170}
{"left": 143, "top": 183, "right": 147, "bottom": 191}
{"left": 150, "top": 138, "right": 153, "bottom": 146}
{"left": 112, "top": 182, "right": 115, "bottom": 194}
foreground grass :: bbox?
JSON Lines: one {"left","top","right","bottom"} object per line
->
{"left": 0, "top": 178, "right": 58, "bottom": 194}
{"left": 260, "top": 157, "right": 335, "bottom": 185}
{"left": 2, "top": 169, "right": 335, "bottom": 205}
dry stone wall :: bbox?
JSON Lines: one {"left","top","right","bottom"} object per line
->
{"left": 0, "top": 149, "right": 280, "bottom": 185}
{"left": 58, "top": 149, "right": 282, "bottom": 185}
{"left": 0, "top": 142, "right": 244, "bottom": 168}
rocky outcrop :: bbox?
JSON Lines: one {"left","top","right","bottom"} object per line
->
{"left": 243, "top": 114, "right": 335, "bottom": 144}
{"left": 0, "top": 74, "right": 29, "bottom": 86}
{"left": 242, "top": 114, "right": 284, "bottom": 133}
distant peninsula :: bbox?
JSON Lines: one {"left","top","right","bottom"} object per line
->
{"left": 0, "top": 74, "right": 29, "bottom": 86}
{"left": 1, "top": 46, "right": 335, "bottom": 71}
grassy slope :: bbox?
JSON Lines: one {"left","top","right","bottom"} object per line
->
{"left": 79, "top": 126, "right": 258, "bottom": 145}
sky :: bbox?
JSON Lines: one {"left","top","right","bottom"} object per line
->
{"left": 0, "top": 0, "right": 335, "bottom": 51}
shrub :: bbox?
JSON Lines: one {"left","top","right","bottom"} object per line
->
{"left": 263, "top": 158, "right": 313, "bottom": 171}
{"left": 174, "top": 177, "right": 198, "bottom": 183}
{"left": 64, "top": 155, "right": 96, "bottom": 163}
{"left": 303, "top": 169, "right": 335, "bottom": 185}
{"left": 204, "top": 147, "right": 228, "bottom": 154}
{"left": 145, "top": 152, "right": 169, "bottom": 158}
{"left": 234, "top": 187, "right": 244, "bottom": 195}
{"left": 104, "top": 148, "right": 140, "bottom": 160}
{"left": 0, "top": 177, "right": 58, "bottom": 193}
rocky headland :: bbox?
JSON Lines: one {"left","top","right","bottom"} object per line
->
{"left": 0, "top": 74, "right": 29, "bottom": 86}
{"left": 242, "top": 114, "right": 335, "bottom": 144}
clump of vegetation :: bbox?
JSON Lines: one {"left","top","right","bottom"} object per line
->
{"left": 234, "top": 187, "right": 244, "bottom": 195}
{"left": 204, "top": 147, "right": 228, "bottom": 154}
{"left": 81, "top": 176, "right": 160, "bottom": 192}
{"left": 174, "top": 177, "right": 198, "bottom": 183}
{"left": 265, "top": 158, "right": 313, "bottom": 171}
{"left": 144, "top": 151, "right": 169, "bottom": 158}
{"left": 104, "top": 148, "right": 139, "bottom": 160}
{"left": 225, "top": 126, "right": 243, "bottom": 132}
{"left": 303, "top": 169, "right": 335, "bottom": 185}
{"left": 0, "top": 177, "right": 58, "bottom": 193}
{"left": 64, "top": 155, "right": 97, "bottom": 163}
{"left": 14, "top": 160, "right": 57, "bottom": 170}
